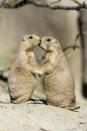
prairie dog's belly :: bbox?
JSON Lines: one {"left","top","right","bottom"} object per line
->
{"left": 45, "top": 70, "right": 74, "bottom": 95}
{"left": 44, "top": 67, "right": 75, "bottom": 107}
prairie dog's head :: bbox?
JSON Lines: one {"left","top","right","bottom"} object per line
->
{"left": 19, "top": 34, "right": 41, "bottom": 51}
{"left": 40, "top": 36, "right": 61, "bottom": 52}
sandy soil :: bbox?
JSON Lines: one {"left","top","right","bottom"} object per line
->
{"left": 0, "top": 100, "right": 86, "bottom": 131}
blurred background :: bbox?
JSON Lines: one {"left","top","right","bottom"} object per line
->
{"left": 0, "top": 0, "right": 87, "bottom": 104}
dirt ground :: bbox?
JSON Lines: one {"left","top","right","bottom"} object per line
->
{"left": 0, "top": 101, "right": 86, "bottom": 131}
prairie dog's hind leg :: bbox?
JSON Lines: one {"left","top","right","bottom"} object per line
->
{"left": 11, "top": 93, "right": 30, "bottom": 104}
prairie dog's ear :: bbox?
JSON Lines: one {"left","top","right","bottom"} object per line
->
{"left": 18, "top": 36, "right": 25, "bottom": 48}
{"left": 53, "top": 38, "right": 62, "bottom": 50}
{"left": 57, "top": 41, "right": 63, "bottom": 51}
{"left": 18, "top": 37, "right": 25, "bottom": 48}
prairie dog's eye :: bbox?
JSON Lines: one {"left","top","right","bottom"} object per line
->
{"left": 47, "top": 38, "right": 51, "bottom": 42}
{"left": 29, "top": 36, "right": 33, "bottom": 39}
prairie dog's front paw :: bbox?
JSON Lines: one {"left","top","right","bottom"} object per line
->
{"left": 34, "top": 69, "right": 44, "bottom": 75}
{"left": 37, "top": 70, "right": 44, "bottom": 75}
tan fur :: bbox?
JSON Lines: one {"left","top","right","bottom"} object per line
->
{"left": 8, "top": 34, "right": 42, "bottom": 104}
{"left": 40, "top": 36, "right": 79, "bottom": 110}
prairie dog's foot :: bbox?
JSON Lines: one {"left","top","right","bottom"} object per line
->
{"left": 65, "top": 105, "right": 80, "bottom": 111}
{"left": 33, "top": 69, "right": 44, "bottom": 75}
{"left": 10, "top": 94, "right": 30, "bottom": 104}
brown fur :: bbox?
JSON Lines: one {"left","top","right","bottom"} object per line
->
{"left": 40, "top": 36, "right": 79, "bottom": 110}
{"left": 8, "top": 34, "right": 42, "bottom": 103}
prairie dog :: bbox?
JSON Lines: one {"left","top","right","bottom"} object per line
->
{"left": 40, "top": 36, "right": 78, "bottom": 110}
{"left": 8, "top": 34, "right": 42, "bottom": 104}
